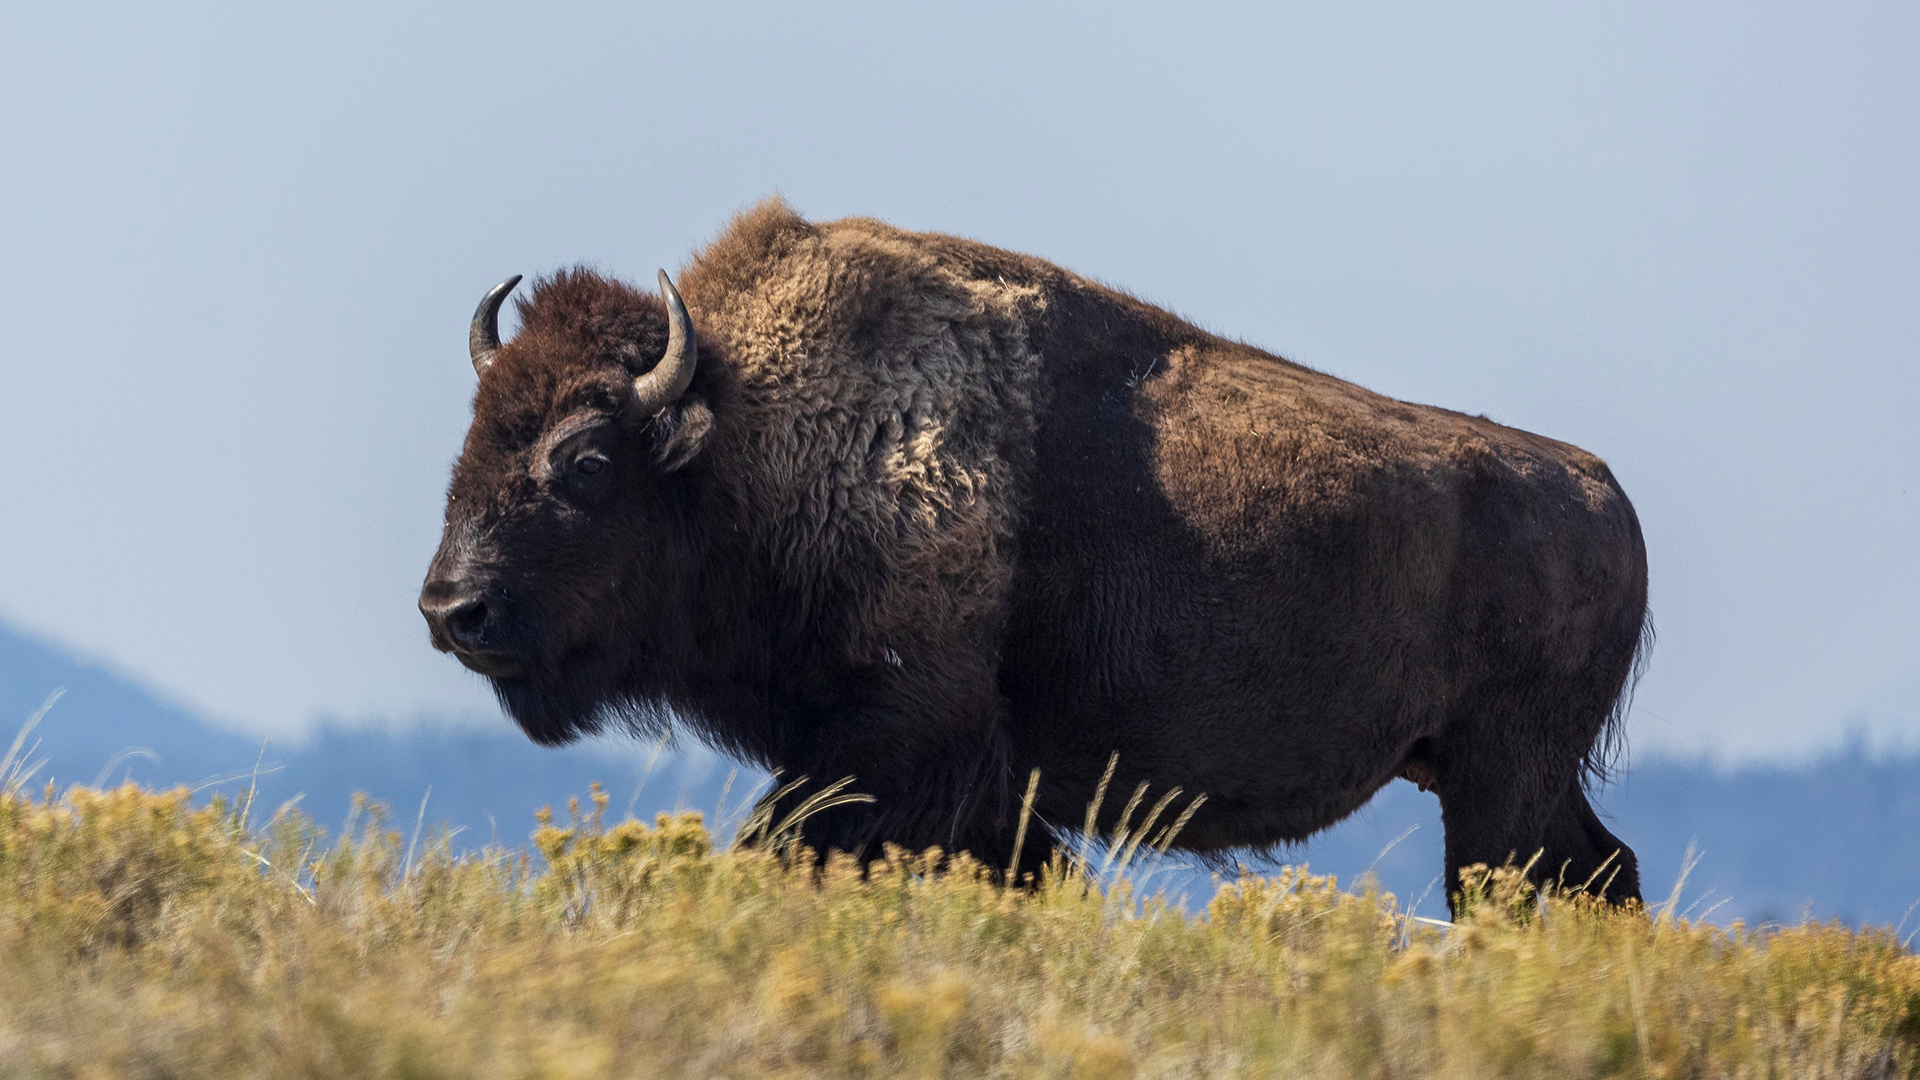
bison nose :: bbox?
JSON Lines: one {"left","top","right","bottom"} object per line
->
{"left": 419, "top": 585, "right": 494, "bottom": 653}
{"left": 442, "top": 597, "right": 491, "bottom": 650}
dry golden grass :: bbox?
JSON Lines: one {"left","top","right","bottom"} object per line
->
{"left": 1, "top": 780, "right": 1916, "bottom": 1079}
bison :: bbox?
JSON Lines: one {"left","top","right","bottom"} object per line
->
{"left": 420, "top": 199, "right": 1650, "bottom": 906}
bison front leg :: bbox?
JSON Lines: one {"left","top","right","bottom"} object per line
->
{"left": 759, "top": 737, "right": 1046, "bottom": 881}
{"left": 752, "top": 670, "right": 1043, "bottom": 879}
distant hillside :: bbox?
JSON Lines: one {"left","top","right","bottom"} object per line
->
{"left": 0, "top": 619, "right": 740, "bottom": 847}
{"left": 3, "top": 617, "right": 1917, "bottom": 928}
{"left": 0, "top": 618, "right": 254, "bottom": 790}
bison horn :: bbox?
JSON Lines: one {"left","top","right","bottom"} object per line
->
{"left": 632, "top": 270, "right": 697, "bottom": 416}
{"left": 468, "top": 275, "right": 523, "bottom": 375}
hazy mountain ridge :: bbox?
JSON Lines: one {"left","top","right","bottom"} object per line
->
{"left": 5, "top": 618, "right": 1917, "bottom": 928}
{"left": 0, "top": 619, "right": 740, "bottom": 846}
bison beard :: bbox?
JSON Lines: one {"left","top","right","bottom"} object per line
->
{"left": 422, "top": 199, "right": 1651, "bottom": 912}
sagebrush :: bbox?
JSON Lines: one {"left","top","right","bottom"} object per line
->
{"left": 1, "top": 782, "right": 1915, "bottom": 1078}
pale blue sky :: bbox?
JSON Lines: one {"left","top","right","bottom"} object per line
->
{"left": 1, "top": 1, "right": 1915, "bottom": 758}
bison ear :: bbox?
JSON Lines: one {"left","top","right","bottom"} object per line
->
{"left": 651, "top": 397, "right": 715, "bottom": 472}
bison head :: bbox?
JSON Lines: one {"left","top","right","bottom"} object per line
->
{"left": 420, "top": 269, "right": 718, "bottom": 744}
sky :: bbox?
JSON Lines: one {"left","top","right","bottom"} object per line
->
{"left": 0, "top": 1, "right": 1915, "bottom": 760}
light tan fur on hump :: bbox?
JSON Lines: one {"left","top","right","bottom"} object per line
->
{"left": 676, "top": 199, "right": 1048, "bottom": 657}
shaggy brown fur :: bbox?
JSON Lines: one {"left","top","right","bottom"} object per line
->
{"left": 422, "top": 198, "right": 1650, "bottom": 908}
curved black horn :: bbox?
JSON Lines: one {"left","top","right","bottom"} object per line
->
{"left": 632, "top": 270, "right": 697, "bottom": 415}
{"left": 468, "top": 275, "right": 522, "bottom": 375}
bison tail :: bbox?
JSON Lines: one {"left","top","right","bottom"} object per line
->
{"left": 1584, "top": 609, "right": 1655, "bottom": 790}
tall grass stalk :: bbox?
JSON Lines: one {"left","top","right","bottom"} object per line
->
{"left": 0, "top": 688, "right": 63, "bottom": 797}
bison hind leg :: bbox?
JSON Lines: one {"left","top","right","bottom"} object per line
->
{"left": 1436, "top": 773, "right": 1642, "bottom": 913}
{"left": 1533, "top": 779, "right": 1641, "bottom": 902}
{"left": 1430, "top": 682, "right": 1643, "bottom": 914}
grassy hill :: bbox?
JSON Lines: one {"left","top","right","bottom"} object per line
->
{"left": 0, "top": 780, "right": 1915, "bottom": 1078}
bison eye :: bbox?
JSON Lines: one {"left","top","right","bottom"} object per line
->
{"left": 573, "top": 456, "right": 606, "bottom": 476}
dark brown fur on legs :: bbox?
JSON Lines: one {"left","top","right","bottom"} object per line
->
{"left": 420, "top": 199, "right": 1650, "bottom": 908}
{"left": 771, "top": 751, "right": 1058, "bottom": 887}
{"left": 1428, "top": 628, "right": 1647, "bottom": 910}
